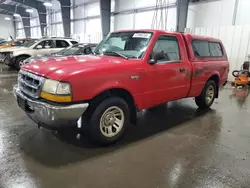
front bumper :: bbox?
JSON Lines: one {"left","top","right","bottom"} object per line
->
{"left": 13, "top": 85, "right": 89, "bottom": 129}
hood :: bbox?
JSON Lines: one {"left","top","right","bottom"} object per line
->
{"left": 0, "top": 44, "right": 11, "bottom": 49}
{"left": 0, "top": 46, "right": 29, "bottom": 53}
{"left": 24, "top": 54, "right": 62, "bottom": 63}
{"left": 21, "top": 55, "right": 136, "bottom": 80}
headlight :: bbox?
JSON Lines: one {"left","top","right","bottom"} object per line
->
{"left": 40, "top": 79, "right": 72, "bottom": 102}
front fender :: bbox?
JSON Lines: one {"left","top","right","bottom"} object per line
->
{"left": 73, "top": 79, "right": 134, "bottom": 102}
{"left": 13, "top": 51, "right": 32, "bottom": 57}
{"left": 95, "top": 81, "right": 134, "bottom": 98}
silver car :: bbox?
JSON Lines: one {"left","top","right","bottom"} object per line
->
{"left": 0, "top": 38, "right": 78, "bottom": 69}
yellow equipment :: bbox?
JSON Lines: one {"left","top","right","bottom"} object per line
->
{"left": 232, "top": 61, "right": 250, "bottom": 87}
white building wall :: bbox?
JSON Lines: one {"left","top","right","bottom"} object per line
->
{"left": 0, "top": 14, "right": 15, "bottom": 40}
{"left": 30, "top": 17, "right": 41, "bottom": 38}
{"left": 72, "top": 0, "right": 102, "bottom": 43}
{"left": 16, "top": 19, "right": 25, "bottom": 38}
{"left": 29, "top": 9, "right": 42, "bottom": 38}
{"left": 50, "top": 23, "right": 64, "bottom": 37}
{"left": 235, "top": 0, "right": 250, "bottom": 25}
{"left": 187, "top": 0, "right": 250, "bottom": 29}
{"left": 48, "top": 11, "right": 64, "bottom": 37}
{"left": 113, "top": 0, "right": 176, "bottom": 31}
{"left": 47, "top": 0, "right": 64, "bottom": 37}
{"left": 187, "top": 0, "right": 235, "bottom": 29}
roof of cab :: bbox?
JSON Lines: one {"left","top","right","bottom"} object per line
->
{"left": 112, "top": 29, "right": 222, "bottom": 42}
{"left": 112, "top": 29, "right": 176, "bottom": 34}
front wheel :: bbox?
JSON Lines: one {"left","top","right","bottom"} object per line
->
{"left": 7, "top": 63, "right": 16, "bottom": 69}
{"left": 15, "top": 56, "right": 29, "bottom": 70}
{"left": 195, "top": 80, "right": 217, "bottom": 109}
{"left": 87, "top": 97, "right": 130, "bottom": 145}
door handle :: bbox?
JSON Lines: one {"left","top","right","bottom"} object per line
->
{"left": 179, "top": 68, "right": 185, "bottom": 72}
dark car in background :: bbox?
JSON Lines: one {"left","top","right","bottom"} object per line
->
{"left": 21, "top": 43, "right": 97, "bottom": 65}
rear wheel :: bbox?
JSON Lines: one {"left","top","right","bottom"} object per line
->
{"left": 195, "top": 80, "right": 217, "bottom": 109}
{"left": 15, "top": 56, "right": 29, "bottom": 70}
{"left": 86, "top": 97, "right": 130, "bottom": 145}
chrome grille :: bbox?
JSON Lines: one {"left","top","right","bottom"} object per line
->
{"left": 18, "top": 70, "right": 45, "bottom": 98}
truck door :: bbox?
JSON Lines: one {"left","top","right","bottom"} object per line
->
{"left": 147, "top": 35, "right": 191, "bottom": 104}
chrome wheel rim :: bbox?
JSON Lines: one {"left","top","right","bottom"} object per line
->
{"left": 19, "top": 60, "right": 24, "bottom": 67}
{"left": 205, "top": 85, "right": 215, "bottom": 104}
{"left": 100, "top": 106, "right": 124, "bottom": 137}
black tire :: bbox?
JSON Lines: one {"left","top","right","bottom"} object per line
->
{"left": 15, "top": 56, "right": 29, "bottom": 70}
{"left": 8, "top": 64, "right": 16, "bottom": 69}
{"left": 195, "top": 80, "right": 217, "bottom": 109}
{"left": 87, "top": 97, "right": 130, "bottom": 145}
{"left": 232, "top": 70, "right": 239, "bottom": 77}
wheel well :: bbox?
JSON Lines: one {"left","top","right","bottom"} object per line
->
{"left": 87, "top": 89, "right": 137, "bottom": 124}
{"left": 208, "top": 75, "right": 219, "bottom": 98}
{"left": 16, "top": 54, "right": 30, "bottom": 60}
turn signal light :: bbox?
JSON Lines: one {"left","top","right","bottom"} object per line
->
{"left": 40, "top": 91, "right": 72, "bottom": 102}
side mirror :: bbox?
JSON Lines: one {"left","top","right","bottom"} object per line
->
{"left": 154, "top": 51, "right": 165, "bottom": 61}
{"left": 149, "top": 59, "right": 156, "bottom": 65}
{"left": 149, "top": 51, "right": 165, "bottom": 65}
{"left": 36, "top": 45, "right": 42, "bottom": 49}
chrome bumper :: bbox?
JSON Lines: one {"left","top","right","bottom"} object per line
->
{"left": 13, "top": 85, "right": 89, "bottom": 129}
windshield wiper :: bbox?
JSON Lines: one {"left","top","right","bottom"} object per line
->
{"left": 103, "top": 51, "right": 128, "bottom": 60}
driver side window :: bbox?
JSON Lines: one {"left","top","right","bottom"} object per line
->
{"left": 36, "top": 40, "right": 54, "bottom": 49}
{"left": 152, "top": 35, "right": 180, "bottom": 62}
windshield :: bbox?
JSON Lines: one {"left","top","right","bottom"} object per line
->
{"left": 56, "top": 44, "right": 94, "bottom": 56}
{"left": 94, "top": 32, "right": 153, "bottom": 59}
{"left": 0, "top": 41, "right": 11, "bottom": 46}
{"left": 23, "top": 39, "right": 39, "bottom": 47}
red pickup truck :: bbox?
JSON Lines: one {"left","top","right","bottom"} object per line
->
{"left": 14, "top": 30, "right": 229, "bottom": 145}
